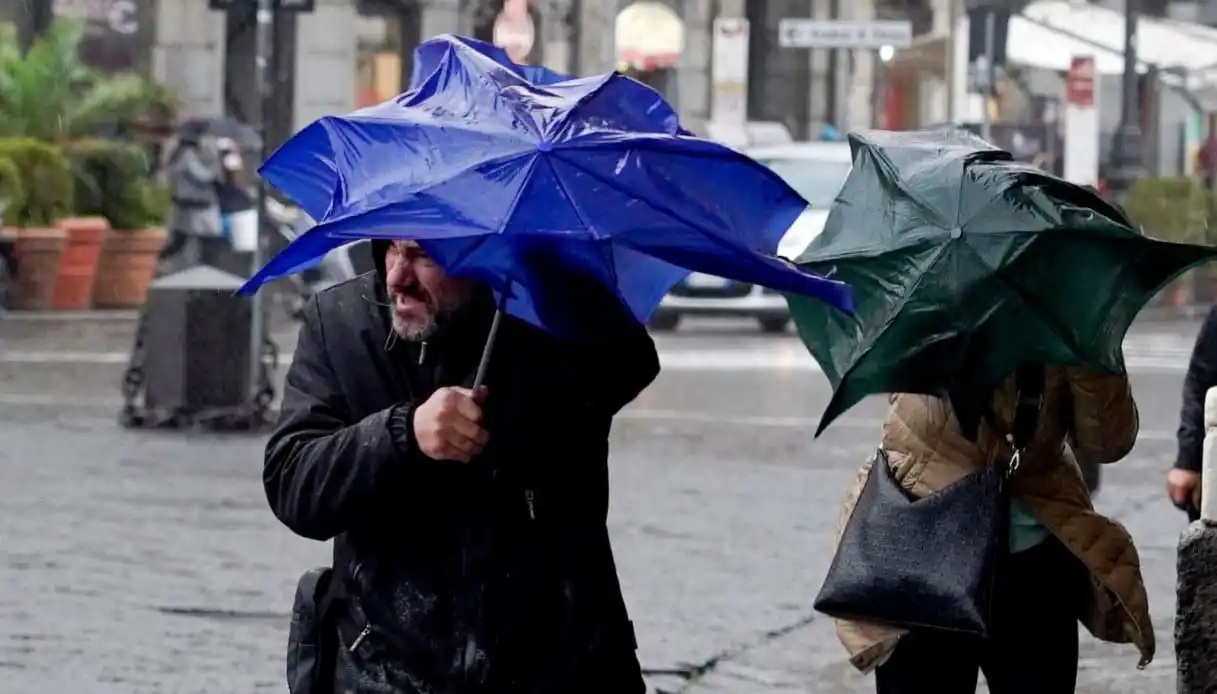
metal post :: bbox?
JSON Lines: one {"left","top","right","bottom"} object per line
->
{"left": 250, "top": 0, "right": 274, "bottom": 399}
{"left": 825, "top": 0, "right": 840, "bottom": 130}
{"left": 1109, "top": 0, "right": 1144, "bottom": 201}
{"left": 979, "top": 8, "right": 995, "bottom": 142}
{"left": 1176, "top": 386, "right": 1217, "bottom": 690}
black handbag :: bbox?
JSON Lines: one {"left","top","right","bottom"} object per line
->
{"left": 813, "top": 366, "right": 1044, "bottom": 636}
{"left": 286, "top": 566, "right": 342, "bottom": 694}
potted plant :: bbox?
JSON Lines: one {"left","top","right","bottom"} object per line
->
{"left": 0, "top": 138, "right": 74, "bottom": 310}
{"left": 91, "top": 178, "right": 170, "bottom": 309}
{"left": 0, "top": 20, "right": 177, "bottom": 143}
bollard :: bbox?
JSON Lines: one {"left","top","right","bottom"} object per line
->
{"left": 139, "top": 265, "right": 253, "bottom": 425}
{"left": 1175, "top": 386, "right": 1217, "bottom": 692}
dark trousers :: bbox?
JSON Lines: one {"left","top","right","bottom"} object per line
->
{"left": 875, "top": 538, "right": 1088, "bottom": 694}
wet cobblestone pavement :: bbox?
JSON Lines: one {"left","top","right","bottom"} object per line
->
{"left": 0, "top": 315, "right": 1202, "bottom": 693}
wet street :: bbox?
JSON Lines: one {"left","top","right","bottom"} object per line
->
{"left": 0, "top": 311, "right": 1206, "bottom": 693}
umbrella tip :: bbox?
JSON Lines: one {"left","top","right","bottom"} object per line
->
{"left": 537, "top": 140, "right": 554, "bottom": 152}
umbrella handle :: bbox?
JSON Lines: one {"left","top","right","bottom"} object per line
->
{"left": 472, "top": 283, "right": 510, "bottom": 390}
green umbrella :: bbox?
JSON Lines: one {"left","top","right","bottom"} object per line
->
{"left": 787, "top": 127, "right": 1217, "bottom": 436}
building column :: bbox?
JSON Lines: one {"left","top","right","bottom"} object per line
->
{"left": 678, "top": 0, "right": 712, "bottom": 132}
{"left": 842, "top": 0, "right": 876, "bottom": 131}
{"left": 423, "top": 0, "right": 464, "bottom": 38}
{"left": 153, "top": 0, "right": 227, "bottom": 117}
{"left": 577, "top": 0, "right": 619, "bottom": 74}
{"left": 293, "top": 0, "right": 358, "bottom": 132}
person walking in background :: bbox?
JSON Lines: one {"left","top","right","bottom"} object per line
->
{"left": 163, "top": 125, "right": 226, "bottom": 271}
{"left": 1170, "top": 304, "right": 1217, "bottom": 521}
{"left": 215, "top": 136, "right": 259, "bottom": 255}
{"left": 830, "top": 366, "right": 1153, "bottom": 693}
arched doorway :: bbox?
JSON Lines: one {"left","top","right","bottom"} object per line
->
{"left": 615, "top": 1, "right": 684, "bottom": 103}
{"left": 470, "top": 0, "right": 541, "bottom": 65}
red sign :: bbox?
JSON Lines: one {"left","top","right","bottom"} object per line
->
{"left": 1066, "top": 56, "right": 1095, "bottom": 108}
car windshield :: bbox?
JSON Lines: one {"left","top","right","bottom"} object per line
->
{"left": 758, "top": 156, "right": 852, "bottom": 208}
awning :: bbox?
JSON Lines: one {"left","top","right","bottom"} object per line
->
{"left": 615, "top": 1, "right": 685, "bottom": 71}
{"left": 1007, "top": 0, "right": 1217, "bottom": 87}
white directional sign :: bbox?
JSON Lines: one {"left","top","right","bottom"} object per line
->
{"left": 778, "top": 19, "right": 913, "bottom": 49}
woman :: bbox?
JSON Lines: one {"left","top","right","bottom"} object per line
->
{"left": 832, "top": 367, "right": 1153, "bottom": 692}
{"left": 162, "top": 128, "right": 225, "bottom": 271}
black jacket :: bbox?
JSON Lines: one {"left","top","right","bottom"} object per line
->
{"left": 1177, "top": 305, "right": 1217, "bottom": 472}
{"left": 264, "top": 270, "right": 658, "bottom": 694}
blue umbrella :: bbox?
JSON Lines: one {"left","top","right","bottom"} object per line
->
{"left": 241, "top": 34, "right": 853, "bottom": 380}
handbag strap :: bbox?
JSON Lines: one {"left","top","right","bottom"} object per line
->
{"left": 1005, "top": 364, "right": 1045, "bottom": 477}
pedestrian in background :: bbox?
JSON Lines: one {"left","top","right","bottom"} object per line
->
{"left": 163, "top": 126, "right": 226, "bottom": 271}
{"left": 1170, "top": 304, "right": 1217, "bottom": 520}
{"left": 265, "top": 238, "right": 657, "bottom": 693}
{"left": 829, "top": 366, "right": 1153, "bottom": 693}
{"left": 215, "top": 136, "right": 259, "bottom": 254}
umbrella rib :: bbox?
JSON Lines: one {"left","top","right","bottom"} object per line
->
{"left": 838, "top": 242, "right": 954, "bottom": 376}
{"left": 552, "top": 151, "right": 761, "bottom": 261}
{"left": 317, "top": 148, "right": 537, "bottom": 229}
{"left": 541, "top": 155, "right": 624, "bottom": 295}
{"left": 956, "top": 236, "right": 1093, "bottom": 364}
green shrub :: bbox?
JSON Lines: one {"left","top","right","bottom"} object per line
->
{"left": 135, "top": 180, "right": 171, "bottom": 228}
{"left": 0, "top": 137, "right": 73, "bottom": 227}
{"left": 0, "top": 155, "right": 25, "bottom": 226}
{"left": 64, "top": 138, "right": 153, "bottom": 229}
{"left": 1123, "top": 177, "right": 1212, "bottom": 244}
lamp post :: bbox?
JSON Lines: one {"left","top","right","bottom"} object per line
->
{"left": 1108, "top": 0, "right": 1144, "bottom": 201}
{"left": 249, "top": 0, "right": 275, "bottom": 401}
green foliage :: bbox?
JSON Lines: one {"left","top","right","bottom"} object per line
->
{"left": 1123, "top": 178, "right": 1213, "bottom": 244}
{"left": 0, "top": 19, "right": 178, "bottom": 141}
{"left": 0, "top": 155, "right": 25, "bottom": 226}
{"left": 135, "top": 181, "right": 171, "bottom": 228}
{"left": 0, "top": 138, "right": 74, "bottom": 227}
{"left": 65, "top": 138, "right": 153, "bottom": 228}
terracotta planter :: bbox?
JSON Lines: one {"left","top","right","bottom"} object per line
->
{"left": 51, "top": 216, "right": 110, "bottom": 310}
{"left": 92, "top": 228, "right": 168, "bottom": 308}
{"left": 12, "top": 227, "right": 68, "bottom": 311}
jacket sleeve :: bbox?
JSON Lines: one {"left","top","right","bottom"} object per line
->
{"left": 1065, "top": 367, "right": 1139, "bottom": 464}
{"left": 1176, "top": 306, "right": 1217, "bottom": 472}
{"left": 263, "top": 298, "right": 420, "bottom": 541}
{"left": 580, "top": 324, "right": 660, "bottom": 416}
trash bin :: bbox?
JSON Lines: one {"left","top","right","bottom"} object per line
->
{"left": 140, "top": 265, "right": 252, "bottom": 422}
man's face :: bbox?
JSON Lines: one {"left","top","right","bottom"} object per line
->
{"left": 384, "top": 241, "right": 471, "bottom": 341}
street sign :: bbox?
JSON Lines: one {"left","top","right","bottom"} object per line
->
{"left": 1066, "top": 55, "right": 1095, "bottom": 108}
{"left": 208, "top": 0, "right": 314, "bottom": 12}
{"left": 778, "top": 19, "right": 912, "bottom": 49}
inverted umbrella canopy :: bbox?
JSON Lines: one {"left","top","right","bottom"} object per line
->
{"left": 239, "top": 34, "right": 853, "bottom": 341}
{"left": 788, "top": 127, "right": 1217, "bottom": 435}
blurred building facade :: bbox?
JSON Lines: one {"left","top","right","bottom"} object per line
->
{"left": 2, "top": 0, "right": 907, "bottom": 144}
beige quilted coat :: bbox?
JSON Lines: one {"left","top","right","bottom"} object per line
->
{"left": 831, "top": 366, "right": 1154, "bottom": 673}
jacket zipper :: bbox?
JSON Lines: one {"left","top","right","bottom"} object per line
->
{"left": 524, "top": 488, "right": 536, "bottom": 520}
{"left": 348, "top": 625, "right": 371, "bottom": 653}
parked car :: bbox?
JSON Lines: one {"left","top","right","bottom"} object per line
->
{"left": 650, "top": 140, "right": 853, "bottom": 332}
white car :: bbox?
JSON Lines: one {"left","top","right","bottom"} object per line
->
{"left": 651, "top": 140, "right": 852, "bottom": 332}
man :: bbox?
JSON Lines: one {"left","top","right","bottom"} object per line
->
{"left": 265, "top": 238, "right": 658, "bottom": 693}
{"left": 1170, "top": 304, "right": 1217, "bottom": 520}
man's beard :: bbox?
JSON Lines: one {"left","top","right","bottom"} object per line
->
{"left": 388, "top": 288, "right": 459, "bottom": 342}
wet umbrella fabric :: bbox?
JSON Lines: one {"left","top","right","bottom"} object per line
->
{"left": 238, "top": 34, "right": 854, "bottom": 344}
{"left": 787, "top": 127, "right": 1217, "bottom": 436}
